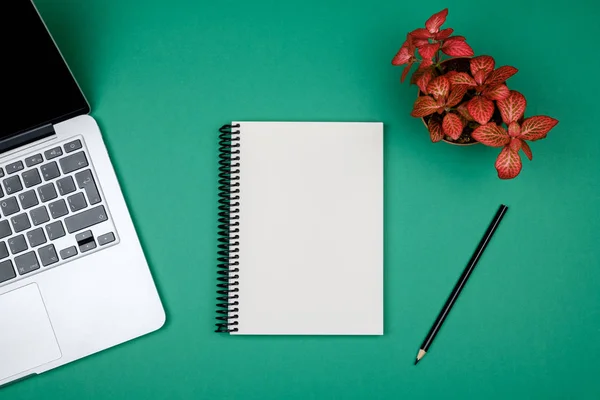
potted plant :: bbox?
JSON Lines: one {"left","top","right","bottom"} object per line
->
{"left": 392, "top": 8, "right": 558, "bottom": 179}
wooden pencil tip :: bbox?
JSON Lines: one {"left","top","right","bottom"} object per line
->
{"left": 415, "top": 349, "right": 426, "bottom": 365}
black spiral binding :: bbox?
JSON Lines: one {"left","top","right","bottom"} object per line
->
{"left": 216, "top": 124, "right": 241, "bottom": 333}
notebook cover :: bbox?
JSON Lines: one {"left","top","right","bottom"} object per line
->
{"left": 217, "top": 122, "right": 383, "bottom": 335}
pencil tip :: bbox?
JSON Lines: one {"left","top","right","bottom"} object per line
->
{"left": 414, "top": 359, "right": 420, "bottom": 365}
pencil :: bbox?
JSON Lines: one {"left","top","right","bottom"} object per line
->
{"left": 414, "top": 204, "right": 508, "bottom": 365}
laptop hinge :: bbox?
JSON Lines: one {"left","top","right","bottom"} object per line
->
{"left": 0, "top": 124, "right": 55, "bottom": 154}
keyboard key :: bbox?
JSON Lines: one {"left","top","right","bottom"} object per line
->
{"left": 6, "top": 161, "right": 24, "bottom": 174}
{"left": 19, "top": 190, "right": 38, "bottom": 209}
{"left": 8, "top": 234, "right": 27, "bottom": 254}
{"left": 30, "top": 206, "right": 50, "bottom": 226}
{"left": 49, "top": 199, "right": 68, "bottom": 219}
{"left": 11, "top": 213, "right": 31, "bottom": 233}
{"left": 3, "top": 176, "right": 22, "bottom": 195}
{"left": 67, "top": 192, "right": 87, "bottom": 212}
{"left": 60, "top": 151, "right": 88, "bottom": 174}
{"left": 76, "top": 230, "right": 96, "bottom": 253}
{"left": 75, "top": 169, "right": 101, "bottom": 204}
{"left": 0, "top": 242, "right": 8, "bottom": 259}
{"left": 0, "top": 168, "right": 4, "bottom": 178}
{"left": 44, "top": 147, "right": 62, "bottom": 160}
{"left": 22, "top": 169, "right": 42, "bottom": 188}
{"left": 75, "top": 230, "right": 93, "bottom": 243}
{"left": 38, "top": 244, "right": 58, "bottom": 266}
{"left": 56, "top": 176, "right": 76, "bottom": 195}
{"left": 1, "top": 197, "right": 20, "bottom": 216}
{"left": 65, "top": 205, "right": 107, "bottom": 233}
{"left": 38, "top": 183, "right": 57, "bottom": 202}
{"left": 64, "top": 139, "right": 82, "bottom": 153}
{"left": 27, "top": 227, "right": 46, "bottom": 247}
{"left": 75, "top": 230, "right": 95, "bottom": 251}
{"left": 45, "top": 221, "right": 65, "bottom": 240}
{"left": 80, "top": 241, "right": 96, "bottom": 253}
{"left": 0, "top": 220, "right": 11, "bottom": 239}
{"left": 0, "top": 260, "right": 15, "bottom": 284}
{"left": 60, "top": 246, "right": 77, "bottom": 260}
{"left": 15, "top": 251, "right": 40, "bottom": 275}
{"left": 98, "top": 232, "right": 115, "bottom": 246}
{"left": 25, "top": 154, "right": 44, "bottom": 167}
{"left": 41, "top": 161, "right": 60, "bottom": 181}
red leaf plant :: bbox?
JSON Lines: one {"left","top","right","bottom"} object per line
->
{"left": 472, "top": 91, "right": 558, "bottom": 179}
{"left": 392, "top": 8, "right": 558, "bottom": 179}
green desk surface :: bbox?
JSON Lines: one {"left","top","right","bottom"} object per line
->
{"left": 6, "top": 0, "right": 599, "bottom": 398}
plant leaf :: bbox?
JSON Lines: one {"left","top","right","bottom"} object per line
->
{"left": 448, "top": 72, "right": 477, "bottom": 87}
{"left": 413, "top": 38, "right": 430, "bottom": 48}
{"left": 508, "top": 121, "right": 521, "bottom": 137}
{"left": 411, "top": 28, "right": 432, "bottom": 39}
{"left": 483, "top": 84, "right": 509, "bottom": 101}
{"left": 392, "top": 46, "right": 412, "bottom": 66}
{"left": 509, "top": 137, "right": 522, "bottom": 152}
{"left": 497, "top": 91, "right": 527, "bottom": 124}
{"left": 418, "top": 43, "right": 440, "bottom": 60}
{"left": 434, "top": 28, "right": 454, "bottom": 40}
{"left": 457, "top": 113, "right": 470, "bottom": 127}
{"left": 427, "top": 76, "right": 450, "bottom": 100}
{"left": 444, "top": 35, "right": 466, "bottom": 42}
{"left": 441, "top": 38, "right": 474, "bottom": 57}
{"left": 404, "top": 33, "right": 417, "bottom": 52}
{"left": 520, "top": 140, "right": 533, "bottom": 160}
{"left": 425, "top": 8, "right": 448, "bottom": 33}
{"left": 428, "top": 118, "right": 444, "bottom": 142}
{"left": 495, "top": 146, "right": 522, "bottom": 179}
{"left": 470, "top": 56, "right": 495, "bottom": 77}
{"left": 473, "top": 70, "right": 487, "bottom": 86}
{"left": 444, "top": 71, "right": 458, "bottom": 80}
{"left": 442, "top": 113, "right": 463, "bottom": 140}
{"left": 456, "top": 102, "right": 474, "bottom": 121}
{"left": 446, "top": 85, "right": 468, "bottom": 107}
{"left": 519, "top": 116, "right": 559, "bottom": 141}
{"left": 401, "top": 63, "right": 412, "bottom": 82}
{"left": 472, "top": 122, "right": 510, "bottom": 147}
{"left": 416, "top": 68, "right": 434, "bottom": 94}
{"left": 410, "top": 68, "right": 425, "bottom": 85}
{"left": 411, "top": 96, "right": 440, "bottom": 117}
{"left": 467, "top": 96, "right": 495, "bottom": 125}
{"left": 486, "top": 66, "right": 518, "bottom": 86}
{"left": 419, "top": 58, "right": 433, "bottom": 69}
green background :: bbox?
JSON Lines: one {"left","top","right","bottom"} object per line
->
{"left": 5, "top": 0, "right": 600, "bottom": 398}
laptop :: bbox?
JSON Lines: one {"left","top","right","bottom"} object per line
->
{"left": 0, "top": 1, "right": 165, "bottom": 386}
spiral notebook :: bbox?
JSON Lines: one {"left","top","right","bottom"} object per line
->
{"left": 216, "top": 122, "right": 383, "bottom": 335}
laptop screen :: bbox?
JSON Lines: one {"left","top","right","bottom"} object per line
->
{"left": 2, "top": 1, "right": 89, "bottom": 140}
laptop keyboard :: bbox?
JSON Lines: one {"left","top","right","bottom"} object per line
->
{"left": 0, "top": 137, "right": 118, "bottom": 287}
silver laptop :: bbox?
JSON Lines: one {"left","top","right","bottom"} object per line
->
{"left": 0, "top": 1, "right": 165, "bottom": 386}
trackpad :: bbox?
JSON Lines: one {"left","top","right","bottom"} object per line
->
{"left": 0, "top": 284, "right": 61, "bottom": 381}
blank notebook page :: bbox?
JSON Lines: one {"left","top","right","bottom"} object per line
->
{"left": 232, "top": 121, "right": 383, "bottom": 335}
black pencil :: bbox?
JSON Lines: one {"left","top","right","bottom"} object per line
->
{"left": 414, "top": 204, "right": 508, "bottom": 365}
